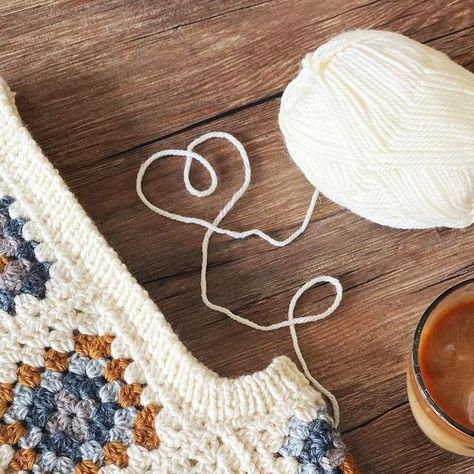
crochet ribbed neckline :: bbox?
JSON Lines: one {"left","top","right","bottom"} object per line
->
{"left": 0, "top": 79, "right": 317, "bottom": 426}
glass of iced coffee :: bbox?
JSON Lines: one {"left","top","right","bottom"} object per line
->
{"left": 407, "top": 279, "right": 474, "bottom": 456}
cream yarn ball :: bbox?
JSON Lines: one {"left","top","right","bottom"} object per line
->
{"left": 279, "top": 29, "right": 474, "bottom": 229}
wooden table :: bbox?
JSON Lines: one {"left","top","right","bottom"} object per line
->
{"left": 1, "top": 1, "right": 473, "bottom": 472}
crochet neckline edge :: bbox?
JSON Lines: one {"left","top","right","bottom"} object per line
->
{"left": 0, "top": 78, "right": 323, "bottom": 424}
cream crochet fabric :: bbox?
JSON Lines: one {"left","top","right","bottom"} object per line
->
{"left": 0, "top": 79, "right": 354, "bottom": 474}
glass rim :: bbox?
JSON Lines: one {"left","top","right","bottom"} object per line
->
{"left": 412, "top": 278, "right": 474, "bottom": 438}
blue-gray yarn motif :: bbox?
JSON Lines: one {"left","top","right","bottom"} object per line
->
{"left": 279, "top": 413, "right": 347, "bottom": 474}
{"left": 0, "top": 196, "right": 50, "bottom": 313}
{"left": 5, "top": 353, "right": 139, "bottom": 473}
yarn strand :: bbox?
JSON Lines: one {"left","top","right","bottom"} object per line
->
{"left": 136, "top": 131, "right": 343, "bottom": 426}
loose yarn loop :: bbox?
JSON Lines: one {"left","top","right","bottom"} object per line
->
{"left": 136, "top": 132, "right": 343, "bottom": 426}
{"left": 280, "top": 29, "right": 474, "bottom": 230}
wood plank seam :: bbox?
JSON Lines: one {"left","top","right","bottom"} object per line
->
{"left": 126, "top": 0, "right": 276, "bottom": 43}
{"left": 342, "top": 400, "right": 409, "bottom": 435}
{"left": 89, "top": 24, "right": 474, "bottom": 175}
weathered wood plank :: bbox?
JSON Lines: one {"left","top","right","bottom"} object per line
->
{"left": 343, "top": 403, "right": 474, "bottom": 473}
{"left": 0, "top": 0, "right": 271, "bottom": 154}
{"left": 4, "top": 0, "right": 472, "bottom": 171}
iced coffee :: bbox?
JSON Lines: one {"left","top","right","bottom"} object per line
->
{"left": 407, "top": 279, "right": 474, "bottom": 456}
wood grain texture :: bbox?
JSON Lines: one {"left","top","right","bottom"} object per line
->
{"left": 344, "top": 404, "right": 474, "bottom": 473}
{"left": 3, "top": 0, "right": 473, "bottom": 168}
{"left": 1, "top": 1, "right": 474, "bottom": 472}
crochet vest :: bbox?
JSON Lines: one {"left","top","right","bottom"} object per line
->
{"left": 0, "top": 79, "right": 355, "bottom": 474}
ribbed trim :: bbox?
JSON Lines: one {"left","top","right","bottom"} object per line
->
{"left": 0, "top": 79, "right": 321, "bottom": 425}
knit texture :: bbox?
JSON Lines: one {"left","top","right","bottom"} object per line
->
{"left": 280, "top": 29, "right": 474, "bottom": 229}
{"left": 0, "top": 79, "right": 351, "bottom": 473}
